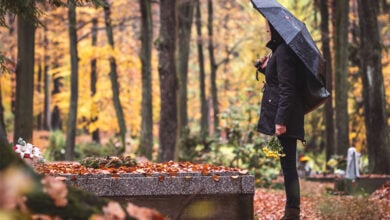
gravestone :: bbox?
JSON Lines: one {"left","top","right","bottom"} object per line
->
{"left": 56, "top": 168, "right": 255, "bottom": 220}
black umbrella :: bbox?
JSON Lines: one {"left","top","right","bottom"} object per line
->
{"left": 251, "top": 0, "right": 325, "bottom": 82}
{"left": 251, "top": 0, "right": 330, "bottom": 113}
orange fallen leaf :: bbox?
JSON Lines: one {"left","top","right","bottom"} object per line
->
{"left": 158, "top": 175, "right": 165, "bottom": 182}
{"left": 111, "top": 173, "right": 120, "bottom": 178}
{"left": 239, "top": 170, "right": 249, "bottom": 175}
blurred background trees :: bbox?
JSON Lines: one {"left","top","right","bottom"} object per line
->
{"left": 0, "top": 0, "right": 389, "bottom": 174}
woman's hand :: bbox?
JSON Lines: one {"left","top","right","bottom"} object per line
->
{"left": 258, "top": 55, "right": 270, "bottom": 69}
{"left": 275, "top": 124, "right": 286, "bottom": 136}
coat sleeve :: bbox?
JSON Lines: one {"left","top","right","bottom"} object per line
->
{"left": 275, "top": 44, "right": 299, "bottom": 126}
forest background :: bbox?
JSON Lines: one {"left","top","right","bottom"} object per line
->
{"left": 0, "top": 0, "right": 390, "bottom": 180}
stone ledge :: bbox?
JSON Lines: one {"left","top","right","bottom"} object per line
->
{"left": 60, "top": 173, "right": 254, "bottom": 196}
{"left": 49, "top": 169, "right": 255, "bottom": 219}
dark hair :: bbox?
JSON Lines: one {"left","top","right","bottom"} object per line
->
{"left": 268, "top": 21, "right": 283, "bottom": 43}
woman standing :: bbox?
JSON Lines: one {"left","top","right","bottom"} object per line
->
{"left": 256, "top": 21, "right": 305, "bottom": 220}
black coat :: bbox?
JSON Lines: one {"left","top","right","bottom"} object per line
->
{"left": 257, "top": 39, "right": 305, "bottom": 141}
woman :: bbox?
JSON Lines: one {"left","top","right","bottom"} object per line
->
{"left": 256, "top": 21, "right": 305, "bottom": 220}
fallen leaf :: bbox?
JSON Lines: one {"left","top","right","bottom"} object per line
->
{"left": 126, "top": 202, "right": 165, "bottom": 220}
{"left": 111, "top": 173, "right": 120, "bottom": 178}
{"left": 55, "top": 176, "right": 67, "bottom": 181}
{"left": 158, "top": 175, "right": 165, "bottom": 182}
{"left": 239, "top": 170, "right": 248, "bottom": 175}
{"left": 231, "top": 175, "right": 239, "bottom": 180}
{"left": 102, "top": 201, "right": 126, "bottom": 220}
{"left": 41, "top": 176, "right": 68, "bottom": 207}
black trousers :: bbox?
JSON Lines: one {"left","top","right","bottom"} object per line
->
{"left": 278, "top": 137, "right": 300, "bottom": 210}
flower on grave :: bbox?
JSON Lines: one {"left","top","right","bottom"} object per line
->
{"left": 13, "top": 137, "right": 44, "bottom": 163}
{"left": 262, "top": 136, "right": 285, "bottom": 159}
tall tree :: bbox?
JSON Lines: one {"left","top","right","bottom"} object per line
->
{"left": 90, "top": 17, "right": 100, "bottom": 143}
{"left": 13, "top": 2, "right": 36, "bottom": 144}
{"left": 334, "top": 0, "right": 349, "bottom": 155}
{"left": 319, "top": 0, "right": 334, "bottom": 161}
{"left": 36, "top": 63, "right": 43, "bottom": 130}
{"left": 138, "top": 0, "right": 154, "bottom": 159}
{"left": 0, "top": 1, "right": 102, "bottom": 71}
{"left": 0, "top": 80, "right": 8, "bottom": 145}
{"left": 50, "top": 26, "right": 63, "bottom": 131}
{"left": 157, "top": 0, "right": 178, "bottom": 162}
{"left": 195, "top": 0, "right": 208, "bottom": 142}
{"left": 207, "top": 0, "right": 219, "bottom": 137}
{"left": 380, "top": 0, "right": 388, "bottom": 13}
{"left": 65, "top": 2, "right": 79, "bottom": 160}
{"left": 51, "top": 76, "right": 63, "bottom": 130}
{"left": 177, "top": 0, "right": 195, "bottom": 140}
{"left": 43, "top": 25, "right": 51, "bottom": 131}
{"left": 357, "top": 0, "right": 390, "bottom": 174}
{"left": 103, "top": 0, "right": 127, "bottom": 151}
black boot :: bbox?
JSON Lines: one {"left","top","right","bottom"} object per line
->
{"left": 281, "top": 208, "right": 300, "bottom": 220}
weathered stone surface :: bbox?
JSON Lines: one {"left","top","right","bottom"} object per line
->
{"left": 61, "top": 172, "right": 254, "bottom": 196}
{"left": 59, "top": 172, "right": 255, "bottom": 219}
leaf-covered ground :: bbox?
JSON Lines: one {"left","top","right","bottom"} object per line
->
{"left": 254, "top": 179, "right": 390, "bottom": 220}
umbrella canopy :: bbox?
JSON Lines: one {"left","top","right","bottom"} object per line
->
{"left": 251, "top": 0, "right": 326, "bottom": 83}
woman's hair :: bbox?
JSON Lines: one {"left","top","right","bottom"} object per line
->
{"left": 268, "top": 21, "right": 283, "bottom": 43}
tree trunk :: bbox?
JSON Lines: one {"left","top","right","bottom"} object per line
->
{"left": 138, "top": 0, "right": 154, "bottom": 159}
{"left": 51, "top": 106, "right": 62, "bottom": 130}
{"left": 357, "top": 0, "right": 390, "bottom": 174}
{"left": 8, "top": 12, "right": 15, "bottom": 35}
{"left": 103, "top": 0, "right": 127, "bottom": 152}
{"left": 0, "top": 80, "right": 8, "bottom": 145}
{"left": 207, "top": 0, "right": 219, "bottom": 137}
{"left": 90, "top": 17, "right": 100, "bottom": 143}
{"left": 157, "top": 0, "right": 178, "bottom": 162}
{"left": 51, "top": 62, "right": 63, "bottom": 131}
{"left": 334, "top": 0, "right": 349, "bottom": 155}
{"left": 65, "top": 2, "right": 79, "bottom": 160}
{"left": 36, "top": 64, "right": 43, "bottom": 130}
{"left": 43, "top": 25, "right": 51, "bottom": 131}
{"left": 319, "top": 0, "right": 335, "bottom": 162}
{"left": 177, "top": 0, "right": 195, "bottom": 141}
{"left": 195, "top": 0, "right": 209, "bottom": 143}
{"left": 381, "top": 0, "right": 389, "bottom": 12}
{"left": 14, "top": 7, "right": 36, "bottom": 144}
{"left": 51, "top": 52, "right": 63, "bottom": 130}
